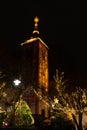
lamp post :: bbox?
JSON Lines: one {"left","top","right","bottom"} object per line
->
{"left": 13, "top": 79, "right": 22, "bottom": 105}
{"left": 9, "top": 79, "right": 21, "bottom": 127}
{"left": 13, "top": 79, "right": 22, "bottom": 102}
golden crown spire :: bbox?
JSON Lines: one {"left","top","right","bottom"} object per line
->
{"left": 34, "top": 16, "right": 39, "bottom": 29}
{"left": 32, "top": 16, "right": 40, "bottom": 35}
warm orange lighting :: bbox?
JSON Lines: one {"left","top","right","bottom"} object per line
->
{"left": 67, "top": 113, "right": 73, "bottom": 120}
{"left": 38, "top": 42, "right": 48, "bottom": 92}
{"left": 34, "top": 16, "right": 39, "bottom": 28}
{"left": 34, "top": 16, "right": 39, "bottom": 23}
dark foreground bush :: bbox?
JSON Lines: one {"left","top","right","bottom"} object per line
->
{"left": 33, "top": 114, "right": 44, "bottom": 129}
{"left": 50, "top": 116, "right": 75, "bottom": 130}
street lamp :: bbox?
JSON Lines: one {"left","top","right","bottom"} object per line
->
{"left": 13, "top": 79, "right": 21, "bottom": 87}
{"left": 9, "top": 79, "right": 22, "bottom": 126}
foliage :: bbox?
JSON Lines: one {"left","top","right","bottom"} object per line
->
{"left": 0, "top": 90, "right": 35, "bottom": 128}
{"left": 0, "top": 68, "right": 34, "bottom": 128}
{"left": 0, "top": 70, "right": 6, "bottom": 91}
{"left": 0, "top": 68, "right": 16, "bottom": 113}
{"left": 51, "top": 69, "right": 87, "bottom": 130}
{"left": 0, "top": 112, "right": 6, "bottom": 127}
{"left": 35, "top": 69, "right": 87, "bottom": 130}
{"left": 3, "top": 97, "right": 34, "bottom": 128}
{"left": 15, "top": 98, "right": 34, "bottom": 126}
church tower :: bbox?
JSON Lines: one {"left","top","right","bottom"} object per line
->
{"left": 21, "top": 17, "right": 49, "bottom": 117}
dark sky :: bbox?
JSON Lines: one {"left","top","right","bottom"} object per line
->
{"left": 0, "top": 1, "right": 87, "bottom": 88}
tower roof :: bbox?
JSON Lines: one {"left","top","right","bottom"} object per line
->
{"left": 21, "top": 37, "right": 48, "bottom": 48}
{"left": 21, "top": 17, "right": 48, "bottom": 49}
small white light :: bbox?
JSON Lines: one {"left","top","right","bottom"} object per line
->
{"left": 52, "top": 104, "right": 54, "bottom": 108}
{"left": 13, "top": 79, "right": 21, "bottom": 86}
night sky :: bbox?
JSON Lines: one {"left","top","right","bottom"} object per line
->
{"left": 0, "top": 1, "right": 87, "bottom": 88}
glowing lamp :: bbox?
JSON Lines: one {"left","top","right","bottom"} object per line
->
{"left": 13, "top": 79, "right": 21, "bottom": 86}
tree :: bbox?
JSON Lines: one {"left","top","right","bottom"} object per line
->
{"left": 0, "top": 69, "right": 6, "bottom": 110}
{"left": 0, "top": 68, "right": 30, "bottom": 127}
{"left": 0, "top": 75, "right": 35, "bottom": 128}
{"left": 0, "top": 69, "right": 6, "bottom": 126}
{"left": 0, "top": 70, "right": 6, "bottom": 91}
{"left": 3, "top": 96, "right": 34, "bottom": 128}
{"left": 15, "top": 97, "right": 34, "bottom": 127}
{"left": 0, "top": 66, "right": 16, "bottom": 112}
{"left": 35, "top": 69, "right": 87, "bottom": 130}
{"left": 50, "top": 70, "right": 87, "bottom": 130}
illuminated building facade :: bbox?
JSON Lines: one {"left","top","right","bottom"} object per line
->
{"left": 21, "top": 17, "right": 49, "bottom": 117}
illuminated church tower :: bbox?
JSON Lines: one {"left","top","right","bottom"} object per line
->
{"left": 21, "top": 17, "right": 49, "bottom": 117}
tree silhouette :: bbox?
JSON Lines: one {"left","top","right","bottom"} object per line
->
{"left": 51, "top": 70, "right": 87, "bottom": 130}
{"left": 35, "top": 69, "right": 87, "bottom": 130}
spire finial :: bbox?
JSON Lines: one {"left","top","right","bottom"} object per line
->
{"left": 34, "top": 16, "right": 39, "bottom": 29}
{"left": 32, "top": 16, "right": 40, "bottom": 35}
